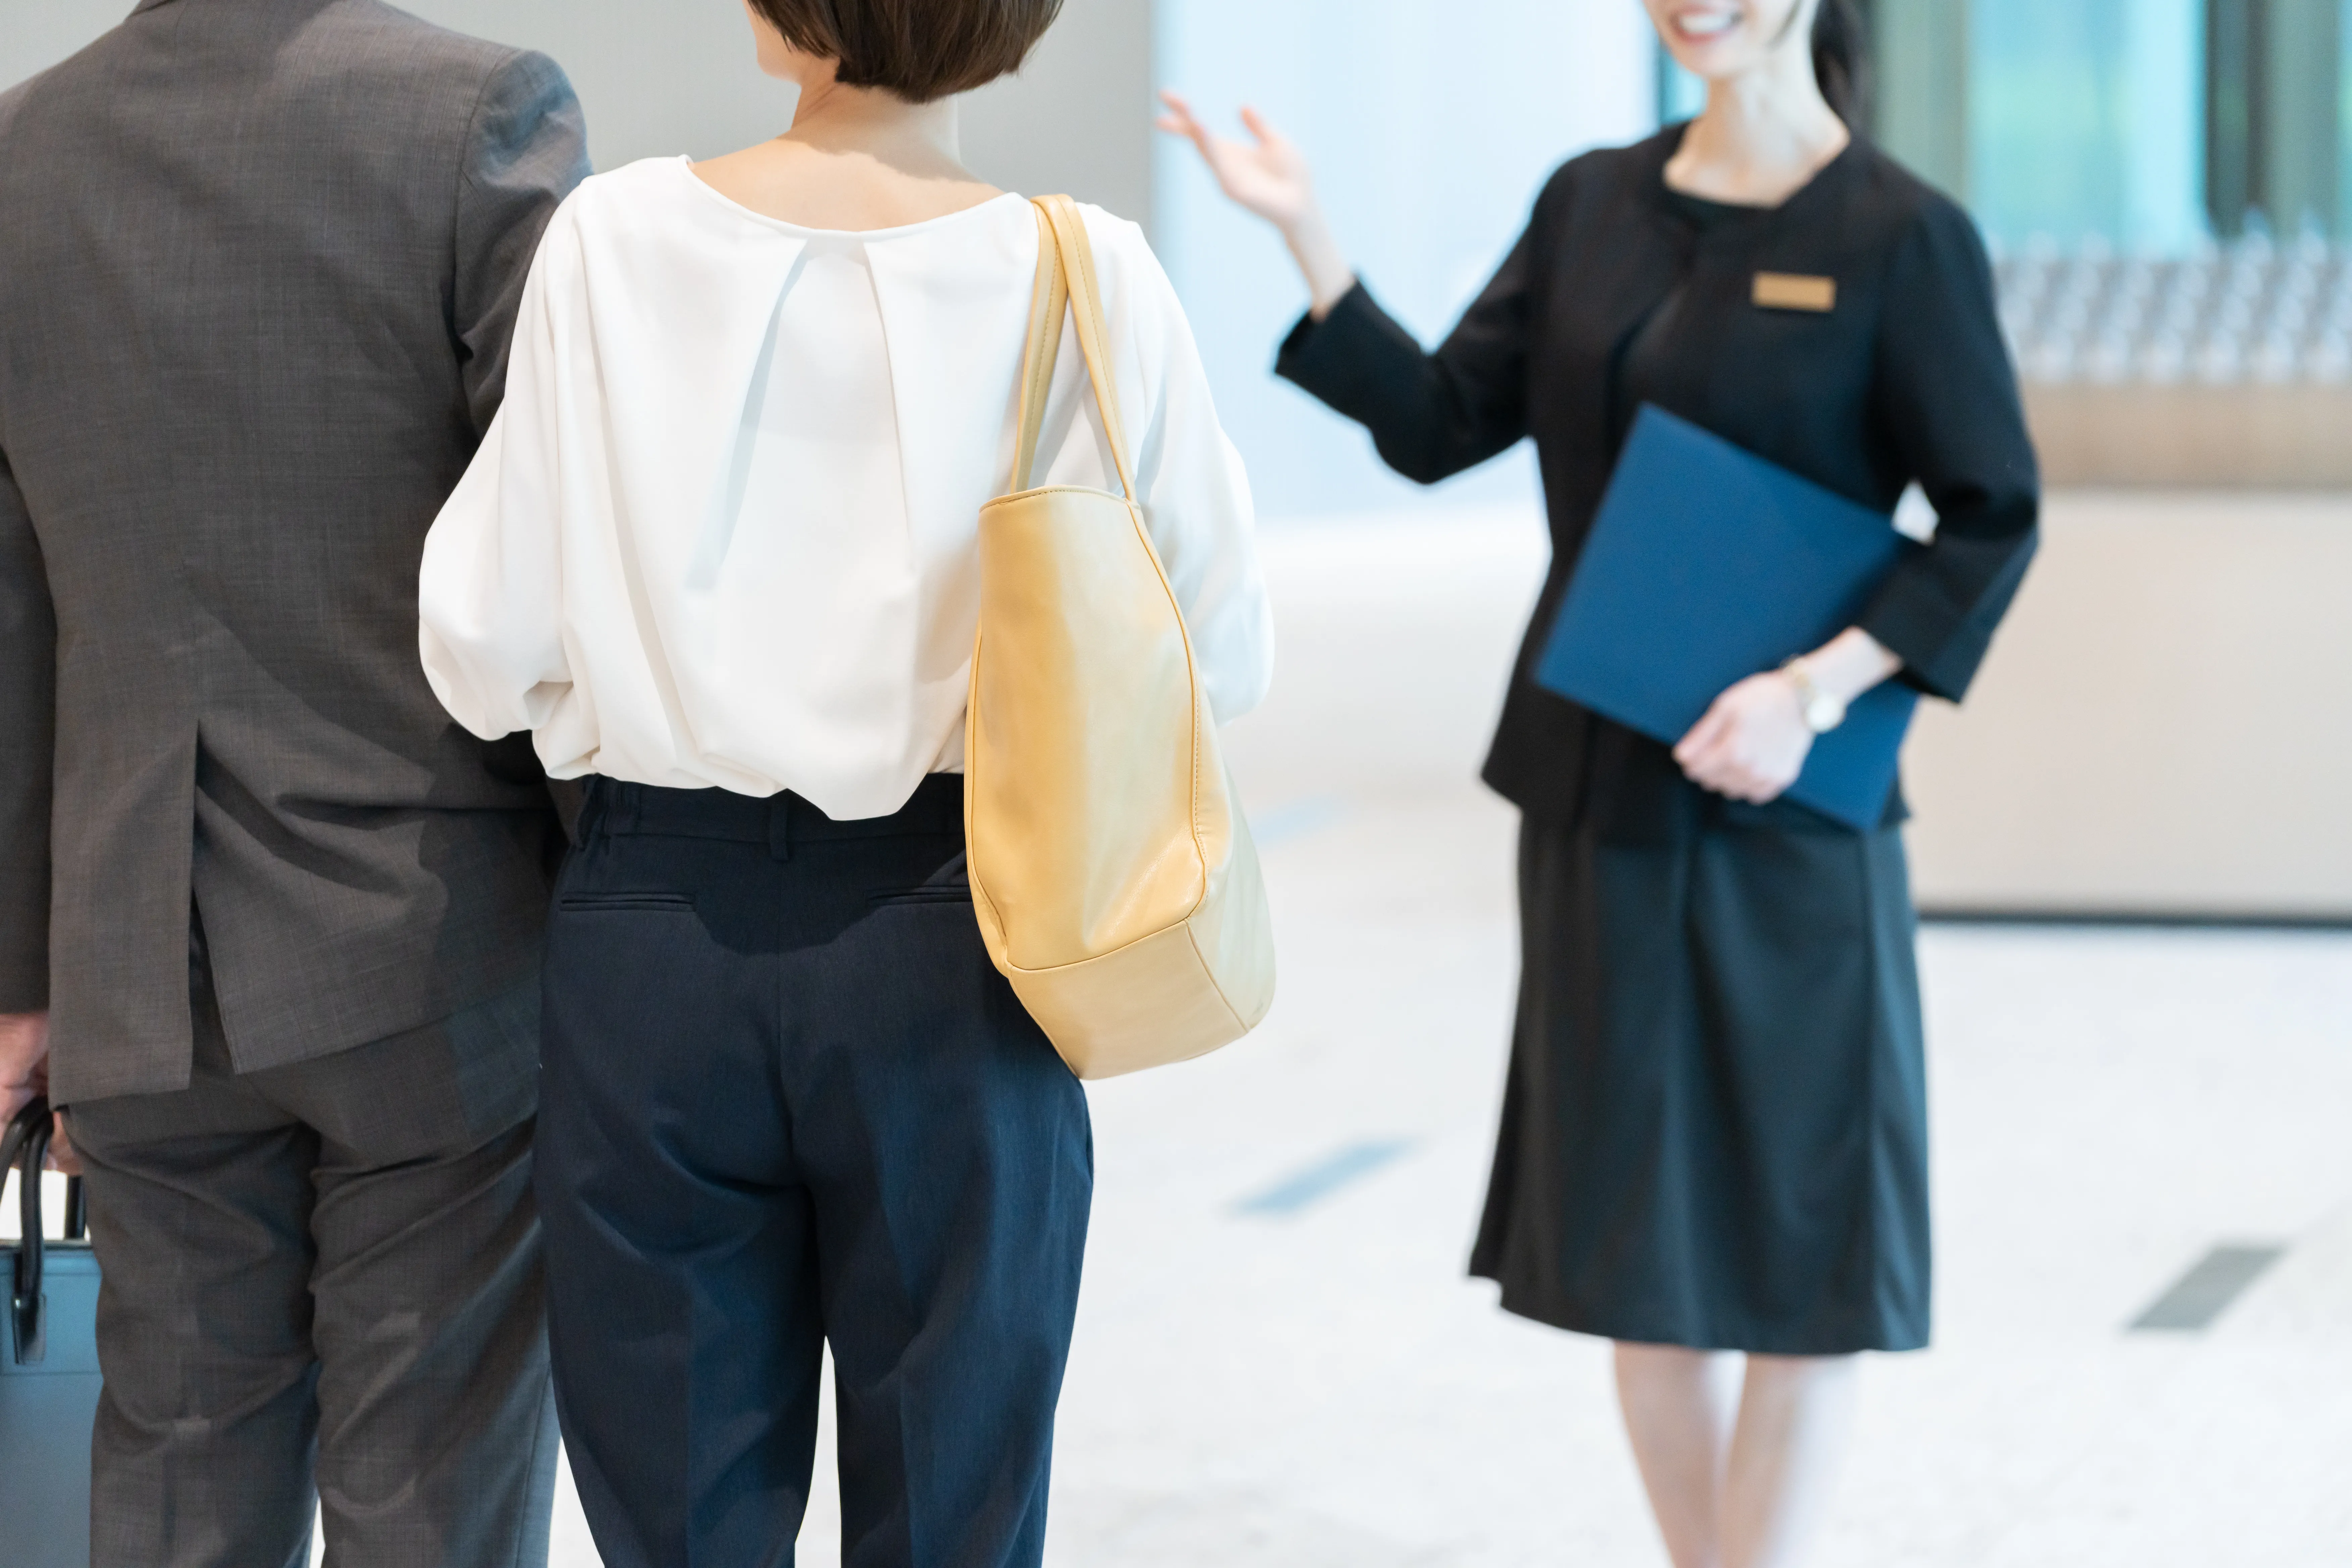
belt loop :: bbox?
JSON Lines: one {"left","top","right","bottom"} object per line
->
{"left": 768, "top": 793, "right": 792, "bottom": 861}
{"left": 572, "top": 778, "right": 608, "bottom": 848}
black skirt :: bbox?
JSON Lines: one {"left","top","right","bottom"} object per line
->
{"left": 1470, "top": 810, "right": 1931, "bottom": 1354}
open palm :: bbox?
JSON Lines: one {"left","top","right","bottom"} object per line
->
{"left": 1157, "top": 92, "right": 1315, "bottom": 230}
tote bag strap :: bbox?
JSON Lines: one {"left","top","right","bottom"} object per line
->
{"left": 1008, "top": 195, "right": 1137, "bottom": 502}
{"left": 1009, "top": 203, "right": 1069, "bottom": 494}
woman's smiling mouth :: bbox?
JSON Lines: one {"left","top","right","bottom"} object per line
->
{"left": 1671, "top": 7, "right": 1743, "bottom": 42}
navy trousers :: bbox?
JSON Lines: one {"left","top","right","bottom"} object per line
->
{"left": 538, "top": 777, "right": 1092, "bottom": 1568}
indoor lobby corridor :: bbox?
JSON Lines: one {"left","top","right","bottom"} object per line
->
{"left": 520, "top": 508, "right": 2352, "bottom": 1568}
{"left": 6, "top": 5, "right": 2350, "bottom": 1565}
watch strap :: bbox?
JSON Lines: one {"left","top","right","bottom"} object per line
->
{"left": 1781, "top": 656, "right": 1847, "bottom": 733}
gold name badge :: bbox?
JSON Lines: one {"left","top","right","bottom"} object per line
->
{"left": 1753, "top": 272, "right": 1837, "bottom": 312}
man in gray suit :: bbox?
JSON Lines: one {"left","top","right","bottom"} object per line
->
{"left": 0, "top": 2, "right": 589, "bottom": 1562}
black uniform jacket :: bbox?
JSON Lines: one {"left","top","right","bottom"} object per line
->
{"left": 1276, "top": 127, "right": 2041, "bottom": 838}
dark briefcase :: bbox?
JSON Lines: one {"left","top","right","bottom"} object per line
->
{"left": 1, "top": 1100, "right": 100, "bottom": 1568}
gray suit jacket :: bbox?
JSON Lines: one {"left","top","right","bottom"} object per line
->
{"left": 0, "top": 0, "right": 590, "bottom": 1102}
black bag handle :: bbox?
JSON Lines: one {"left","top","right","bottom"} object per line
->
{"left": 4, "top": 1097, "right": 83, "bottom": 1367}
{"left": 0, "top": 1099, "right": 36, "bottom": 1185}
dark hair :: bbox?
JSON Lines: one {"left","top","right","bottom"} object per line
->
{"left": 748, "top": 0, "right": 1066, "bottom": 104}
{"left": 1811, "top": 0, "right": 1870, "bottom": 127}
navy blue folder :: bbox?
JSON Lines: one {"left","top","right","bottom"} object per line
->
{"left": 1534, "top": 404, "right": 1917, "bottom": 831}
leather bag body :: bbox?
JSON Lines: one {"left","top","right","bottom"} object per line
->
{"left": 0, "top": 1102, "right": 101, "bottom": 1568}
{"left": 964, "top": 197, "right": 1275, "bottom": 1079}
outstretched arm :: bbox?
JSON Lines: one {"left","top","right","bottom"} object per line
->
{"left": 1158, "top": 93, "right": 1538, "bottom": 485}
{"left": 1157, "top": 93, "right": 1356, "bottom": 320}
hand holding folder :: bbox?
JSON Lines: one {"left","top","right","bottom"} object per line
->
{"left": 1534, "top": 405, "right": 1918, "bottom": 831}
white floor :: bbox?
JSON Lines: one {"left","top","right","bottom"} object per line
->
{"left": 0, "top": 507, "right": 2246, "bottom": 1565}
{"left": 530, "top": 509, "right": 2352, "bottom": 1565}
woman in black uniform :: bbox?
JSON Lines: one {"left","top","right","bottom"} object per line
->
{"left": 1164, "top": 2, "right": 2037, "bottom": 1564}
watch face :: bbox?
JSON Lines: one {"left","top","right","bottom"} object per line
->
{"left": 1783, "top": 664, "right": 1844, "bottom": 732}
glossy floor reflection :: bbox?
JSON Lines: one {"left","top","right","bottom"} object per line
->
{"left": 522, "top": 510, "right": 2351, "bottom": 1567}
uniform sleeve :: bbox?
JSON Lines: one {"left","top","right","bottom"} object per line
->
{"left": 452, "top": 49, "right": 591, "bottom": 436}
{"left": 1116, "top": 228, "right": 1275, "bottom": 726}
{"left": 420, "top": 222, "right": 576, "bottom": 743}
{"left": 1271, "top": 180, "right": 1553, "bottom": 486}
{"left": 0, "top": 448, "right": 53, "bottom": 1011}
{"left": 1857, "top": 200, "right": 2041, "bottom": 701}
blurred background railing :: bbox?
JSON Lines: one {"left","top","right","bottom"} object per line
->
{"left": 1998, "top": 235, "right": 2352, "bottom": 391}
{"left": 1997, "top": 235, "right": 2352, "bottom": 488}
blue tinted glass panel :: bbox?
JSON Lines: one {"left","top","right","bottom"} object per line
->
{"left": 1969, "top": 0, "right": 2207, "bottom": 252}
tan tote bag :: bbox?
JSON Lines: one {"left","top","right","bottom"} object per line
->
{"left": 963, "top": 195, "right": 1276, "bottom": 1080}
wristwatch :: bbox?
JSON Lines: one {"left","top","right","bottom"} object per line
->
{"left": 1781, "top": 656, "right": 1848, "bottom": 734}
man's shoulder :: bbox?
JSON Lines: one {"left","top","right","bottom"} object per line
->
{"left": 340, "top": 0, "right": 521, "bottom": 62}
{"left": 297, "top": 0, "right": 548, "bottom": 110}
{"left": 0, "top": 1, "right": 546, "bottom": 148}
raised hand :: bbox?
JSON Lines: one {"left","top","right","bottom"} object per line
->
{"left": 1156, "top": 92, "right": 1316, "bottom": 230}
{"left": 1156, "top": 91, "right": 1357, "bottom": 316}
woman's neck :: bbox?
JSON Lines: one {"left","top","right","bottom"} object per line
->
{"left": 1666, "top": 55, "right": 1850, "bottom": 208}
{"left": 782, "top": 79, "right": 967, "bottom": 174}
{"left": 694, "top": 79, "right": 1002, "bottom": 233}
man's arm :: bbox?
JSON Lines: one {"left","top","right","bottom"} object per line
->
{"left": 452, "top": 49, "right": 590, "bottom": 435}
{"left": 0, "top": 445, "right": 53, "bottom": 1024}
{"left": 0, "top": 445, "right": 60, "bottom": 1161}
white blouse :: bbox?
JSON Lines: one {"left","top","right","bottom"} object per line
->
{"left": 418, "top": 157, "right": 1273, "bottom": 821}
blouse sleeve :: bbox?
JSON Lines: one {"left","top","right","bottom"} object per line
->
{"left": 418, "top": 211, "right": 577, "bottom": 742}
{"left": 1856, "top": 199, "right": 2042, "bottom": 702}
{"left": 1110, "top": 224, "right": 1276, "bottom": 727}
{"left": 1271, "top": 192, "right": 1548, "bottom": 485}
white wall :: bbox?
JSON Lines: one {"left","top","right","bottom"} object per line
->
{"left": 0, "top": 0, "right": 786, "bottom": 160}
{"left": 2, "top": 0, "right": 117, "bottom": 86}
{"left": 1, "top": 0, "right": 1151, "bottom": 214}
{"left": 964, "top": 0, "right": 1155, "bottom": 229}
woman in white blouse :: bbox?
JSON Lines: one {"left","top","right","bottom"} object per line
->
{"left": 417, "top": 2, "right": 1271, "bottom": 1562}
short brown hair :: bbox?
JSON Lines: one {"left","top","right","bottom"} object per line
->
{"left": 750, "top": 0, "right": 1066, "bottom": 104}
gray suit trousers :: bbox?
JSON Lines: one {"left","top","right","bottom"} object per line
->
{"left": 64, "top": 921, "right": 556, "bottom": 1568}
